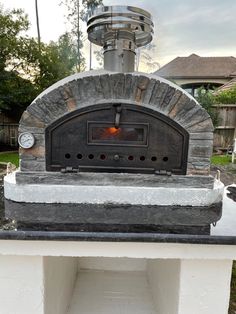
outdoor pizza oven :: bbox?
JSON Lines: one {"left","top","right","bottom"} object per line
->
{"left": 4, "top": 6, "right": 224, "bottom": 235}
{"left": 46, "top": 6, "right": 189, "bottom": 175}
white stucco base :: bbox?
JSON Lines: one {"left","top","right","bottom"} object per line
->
{"left": 0, "top": 241, "right": 234, "bottom": 314}
{"left": 4, "top": 172, "right": 224, "bottom": 206}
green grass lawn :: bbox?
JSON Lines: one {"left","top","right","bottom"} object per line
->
{"left": 211, "top": 154, "right": 232, "bottom": 165}
{"left": 0, "top": 152, "right": 19, "bottom": 167}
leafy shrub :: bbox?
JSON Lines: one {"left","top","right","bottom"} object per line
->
{"left": 214, "top": 86, "right": 236, "bottom": 104}
{"left": 196, "top": 87, "right": 219, "bottom": 126}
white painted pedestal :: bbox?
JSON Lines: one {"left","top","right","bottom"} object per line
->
{"left": 0, "top": 240, "right": 234, "bottom": 314}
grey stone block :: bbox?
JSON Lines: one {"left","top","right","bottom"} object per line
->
{"left": 158, "top": 86, "right": 176, "bottom": 112}
{"left": 68, "top": 80, "right": 82, "bottom": 102}
{"left": 161, "top": 89, "right": 182, "bottom": 115}
{"left": 44, "top": 88, "right": 67, "bottom": 106}
{"left": 189, "top": 139, "right": 213, "bottom": 146}
{"left": 134, "top": 75, "right": 150, "bottom": 103}
{"left": 20, "top": 159, "right": 46, "bottom": 172}
{"left": 34, "top": 134, "right": 45, "bottom": 146}
{"left": 110, "top": 73, "right": 125, "bottom": 99}
{"left": 182, "top": 110, "right": 211, "bottom": 130}
{"left": 188, "top": 156, "right": 211, "bottom": 164}
{"left": 187, "top": 160, "right": 210, "bottom": 171}
{"left": 18, "top": 126, "right": 45, "bottom": 134}
{"left": 188, "top": 145, "right": 213, "bottom": 158}
{"left": 60, "top": 83, "right": 74, "bottom": 100}
{"left": 174, "top": 102, "right": 206, "bottom": 127}
{"left": 168, "top": 93, "right": 192, "bottom": 119}
{"left": 28, "top": 98, "right": 65, "bottom": 124}
{"left": 93, "top": 75, "right": 105, "bottom": 100}
{"left": 19, "top": 154, "right": 37, "bottom": 161}
{"left": 122, "top": 74, "right": 133, "bottom": 99}
{"left": 141, "top": 78, "right": 156, "bottom": 104}
{"left": 80, "top": 76, "right": 98, "bottom": 101}
{"left": 189, "top": 132, "right": 214, "bottom": 140}
{"left": 186, "top": 117, "right": 214, "bottom": 133}
{"left": 100, "top": 74, "right": 112, "bottom": 99}
{"left": 42, "top": 95, "right": 68, "bottom": 117}
{"left": 149, "top": 81, "right": 168, "bottom": 106}
{"left": 19, "top": 111, "right": 45, "bottom": 128}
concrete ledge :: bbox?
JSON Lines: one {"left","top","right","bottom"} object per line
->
{"left": 4, "top": 172, "right": 224, "bottom": 206}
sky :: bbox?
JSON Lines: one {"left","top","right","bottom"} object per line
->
{"left": 1, "top": 0, "right": 236, "bottom": 71}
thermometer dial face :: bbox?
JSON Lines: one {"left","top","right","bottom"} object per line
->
{"left": 18, "top": 132, "right": 35, "bottom": 149}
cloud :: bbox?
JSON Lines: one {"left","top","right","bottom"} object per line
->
{"left": 3, "top": 0, "right": 235, "bottom": 69}
{"left": 131, "top": 0, "right": 236, "bottom": 66}
{"left": 101, "top": 1, "right": 236, "bottom": 67}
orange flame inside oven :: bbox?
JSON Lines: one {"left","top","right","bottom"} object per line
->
{"left": 107, "top": 127, "right": 121, "bottom": 135}
{"left": 95, "top": 126, "right": 122, "bottom": 140}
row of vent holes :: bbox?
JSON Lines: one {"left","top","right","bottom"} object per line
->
{"left": 65, "top": 153, "right": 169, "bottom": 162}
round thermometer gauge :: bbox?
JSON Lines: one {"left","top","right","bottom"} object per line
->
{"left": 18, "top": 132, "right": 35, "bottom": 149}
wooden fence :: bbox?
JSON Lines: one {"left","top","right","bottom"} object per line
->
{"left": 0, "top": 124, "right": 18, "bottom": 147}
{"left": 213, "top": 104, "right": 236, "bottom": 149}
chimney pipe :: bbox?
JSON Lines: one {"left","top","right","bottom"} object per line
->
{"left": 87, "top": 6, "right": 154, "bottom": 72}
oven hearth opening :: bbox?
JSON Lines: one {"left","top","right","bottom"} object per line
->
{"left": 45, "top": 103, "right": 189, "bottom": 174}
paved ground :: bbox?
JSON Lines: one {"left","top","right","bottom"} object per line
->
{"left": 210, "top": 164, "right": 236, "bottom": 186}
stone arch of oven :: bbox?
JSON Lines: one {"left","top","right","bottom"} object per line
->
{"left": 19, "top": 71, "right": 213, "bottom": 175}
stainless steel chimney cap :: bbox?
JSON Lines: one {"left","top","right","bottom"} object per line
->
{"left": 87, "top": 5, "right": 154, "bottom": 48}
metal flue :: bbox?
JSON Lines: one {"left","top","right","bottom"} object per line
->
{"left": 87, "top": 6, "right": 154, "bottom": 72}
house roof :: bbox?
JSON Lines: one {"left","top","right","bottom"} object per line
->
{"left": 155, "top": 54, "right": 236, "bottom": 79}
{"left": 214, "top": 77, "right": 236, "bottom": 93}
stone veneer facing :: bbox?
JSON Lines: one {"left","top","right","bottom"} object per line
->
{"left": 19, "top": 70, "right": 213, "bottom": 175}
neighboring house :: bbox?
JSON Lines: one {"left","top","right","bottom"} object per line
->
{"left": 214, "top": 77, "right": 236, "bottom": 93}
{"left": 154, "top": 54, "right": 236, "bottom": 150}
{"left": 154, "top": 54, "right": 236, "bottom": 97}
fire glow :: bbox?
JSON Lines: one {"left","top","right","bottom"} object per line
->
{"left": 95, "top": 127, "right": 121, "bottom": 140}
{"left": 107, "top": 127, "right": 121, "bottom": 135}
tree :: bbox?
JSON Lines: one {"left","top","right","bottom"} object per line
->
{"left": 0, "top": 6, "right": 78, "bottom": 117}
{"left": 35, "top": 33, "right": 78, "bottom": 90}
{"left": 0, "top": 7, "right": 38, "bottom": 116}
{"left": 0, "top": 7, "right": 29, "bottom": 71}
{"left": 196, "top": 87, "right": 219, "bottom": 127}
{"left": 35, "top": 0, "right": 41, "bottom": 51}
{"left": 60, "top": 0, "right": 103, "bottom": 71}
{"left": 0, "top": 71, "right": 37, "bottom": 119}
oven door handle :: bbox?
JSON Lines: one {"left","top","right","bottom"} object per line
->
{"left": 114, "top": 105, "right": 122, "bottom": 128}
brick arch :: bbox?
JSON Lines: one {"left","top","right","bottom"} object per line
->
{"left": 19, "top": 70, "right": 213, "bottom": 174}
